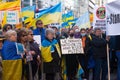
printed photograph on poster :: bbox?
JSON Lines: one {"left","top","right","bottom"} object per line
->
{"left": 16, "top": 43, "right": 25, "bottom": 55}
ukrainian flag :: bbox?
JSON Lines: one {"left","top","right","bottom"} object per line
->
{"left": 77, "top": 63, "right": 84, "bottom": 80}
{"left": 62, "top": 22, "right": 69, "bottom": 28}
{"left": 22, "top": 5, "right": 36, "bottom": 18}
{"left": 62, "top": 11, "right": 74, "bottom": 28}
{"left": 62, "top": 11, "right": 74, "bottom": 22}
{"left": 32, "top": 3, "right": 61, "bottom": 27}
{"left": 65, "top": 11, "right": 74, "bottom": 21}
{"left": 2, "top": 40, "right": 22, "bottom": 80}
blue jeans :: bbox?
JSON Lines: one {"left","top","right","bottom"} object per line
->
{"left": 93, "top": 58, "right": 108, "bottom": 80}
{"left": 116, "top": 51, "right": 120, "bottom": 80}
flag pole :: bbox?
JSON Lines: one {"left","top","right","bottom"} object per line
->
{"left": 107, "top": 44, "right": 110, "bottom": 80}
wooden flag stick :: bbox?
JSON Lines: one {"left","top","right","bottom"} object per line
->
{"left": 107, "top": 44, "right": 110, "bottom": 80}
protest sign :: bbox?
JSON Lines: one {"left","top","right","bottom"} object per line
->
{"left": 60, "top": 39, "right": 84, "bottom": 54}
{"left": 16, "top": 43, "right": 24, "bottom": 55}
{"left": 0, "top": 11, "right": 19, "bottom": 24}
{"left": 93, "top": 6, "right": 106, "bottom": 31}
{"left": 33, "top": 35, "right": 41, "bottom": 47}
{"left": 106, "top": 1, "right": 120, "bottom": 35}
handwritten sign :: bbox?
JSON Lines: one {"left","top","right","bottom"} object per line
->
{"left": 60, "top": 39, "right": 84, "bottom": 54}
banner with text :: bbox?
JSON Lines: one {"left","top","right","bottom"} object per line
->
{"left": 106, "top": 1, "right": 120, "bottom": 35}
{"left": 60, "top": 39, "right": 84, "bottom": 54}
{"left": 93, "top": 6, "right": 106, "bottom": 31}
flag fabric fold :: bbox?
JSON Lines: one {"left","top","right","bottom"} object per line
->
{"left": 0, "top": 1, "right": 20, "bottom": 11}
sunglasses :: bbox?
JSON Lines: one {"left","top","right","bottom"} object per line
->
{"left": 29, "top": 34, "right": 33, "bottom": 36}
{"left": 22, "top": 34, "right": 27, "bottom": 37}
{"left": 37, "top": 23, "right": 43, "bottom": 25}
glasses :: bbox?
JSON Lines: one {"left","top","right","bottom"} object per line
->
{"left": 22, "top": 34, "right": 27, "bottom": 37}
{"left": 29, "top": 34, "right": 33, "bottom": 36}
{"left": 7, "top": 27, "right": 11, "bottom": 30}
{"left": 37, "top": 23, "right": 43, "bottom": 25}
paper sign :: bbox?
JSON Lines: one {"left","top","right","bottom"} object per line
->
{"left": 0, "top": 11, "right": 19, "bottom": 24}
{"left": 33, "top": 35, "right": 41, "bottom": 47}
{"left": 60, "top": 39, "right": 84, "bottom": 54}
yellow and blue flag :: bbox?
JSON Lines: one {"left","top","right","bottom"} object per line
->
{"left": 62, "top": 11, "right": 74, "bottom": 22}
{"left": 65, "top": 11, "right": 74, "bottom": 21}
{"left": 61, "top": 22, "right": 69, "bottom": 28}
{"left": 32, "top": 3, "right": 61, "bottom": 27}
{"left": 2, "top": 40, "right": 22, "bottom": 80}
{"left": 62, "top": 11, "right": 75, "bottom": 28}
{"left": 22, "top": 5, "right": 36, "bottom": 18}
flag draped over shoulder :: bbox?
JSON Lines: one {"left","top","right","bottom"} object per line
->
{"left": 0, "top": 0, "right": 20, "bottom": 11}
{"left": 2, "top": 40, "right": 22, "bottom": 80}
{"left": 22, "top": 5, "right": 36, "bottom": 18}
{"left": 41, "top": 39, "right": 61, "bottom": 62}
{"left": 75, "top": 11, "right": 91, "bottom": 29}
{"left": 2, "top": 59, "right": 22, "bottom": 80}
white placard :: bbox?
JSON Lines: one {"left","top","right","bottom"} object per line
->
{"left": 60, "top": 39, "right": 84, "bottom": 54}
{"left": 0, "top": 11, "right": 19, "bottom": 24}
{"left": 106, "top": 1, "right": 120, "bottom": 36}
{"left": 7, "top": 11, "right": 19, "bottom": 24}
{"left": 33, "top": 35, "right": 41, "bottom": 47}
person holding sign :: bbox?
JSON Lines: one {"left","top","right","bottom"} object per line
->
{"left": 41, "top": 28, "right": 61, "bottom": 80}
{"left": 65, "top": 29, "right": 80, "bottom": 80}
{"left": 33, "top": 20, "right": 45, "bottom": 42}
{"left": 17, "top": 28, "right": 33, "bottom": 80}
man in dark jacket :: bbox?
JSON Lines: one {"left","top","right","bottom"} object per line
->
{"left": 92, "top": 27, "right": 108, "bottom": 80}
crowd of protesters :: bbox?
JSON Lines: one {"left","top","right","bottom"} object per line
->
{"left": 0, "top": 19, "right": 120, "bottom": 80}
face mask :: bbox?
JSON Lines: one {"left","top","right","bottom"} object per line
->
{"left": 81, "top": 33, "right": 86, "bottom": 37}
{"left": 56, "top": 32, "right": 60, "bottom": 35}
{"left": 70, "top": 33, "right": 74, "bottom": 37}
